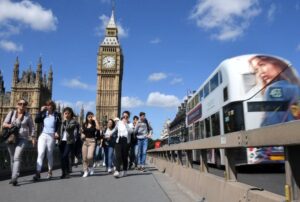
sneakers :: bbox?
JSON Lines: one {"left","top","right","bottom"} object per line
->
{"left": 89, "top": 167, "right": 94, "bottom": 175}
{"left": 11, "top": 178, "right": 18, "bottom": 186}
{"left": 33, "top": 173, "right": 41, "bottom": 182}
{"left": 93, "top": 162, "right": 97, "bottom": 168}
{"left": 46, "top": 171, "right": 53, "bottom": 180}
{"left": 82, "top": 171, "right": 89, "bottom": 178}
{"left": 108, "top": 168, "right": 112, "bottom": 173}
{"left": 113, "top": 171, "right": 120, "bottom": 178}
{"left": 122, "top": 171, "right": 127, "bottom": 177}
{"left": 140, "top": 167, "right": 146, "bottom": 172}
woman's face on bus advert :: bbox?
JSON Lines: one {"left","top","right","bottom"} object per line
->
{"left": 251, "top": 58, "right": 282, "bottom": 84}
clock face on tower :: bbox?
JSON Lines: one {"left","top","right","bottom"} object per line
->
{"left": 102, "top": 56, "right": 116, "bottom": 68}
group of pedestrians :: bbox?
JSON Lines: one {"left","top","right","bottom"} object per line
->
{"left": 1, "top": 99, "right": 153, "bottom": 186}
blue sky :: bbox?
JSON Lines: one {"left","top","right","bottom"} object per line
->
{"left": 1, "top": 0, "right": 300, "bottom": 139}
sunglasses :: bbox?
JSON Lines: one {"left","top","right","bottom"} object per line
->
{"left": 18, "top": 102, "right": 27, "bottom": 106}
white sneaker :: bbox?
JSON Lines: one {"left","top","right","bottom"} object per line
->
{"left": 108, "top": 168, "right": 112, "bottom": 173}
{"left": 93, "top": 163, "right": 96, "bottom": 168}
{"left": 102, "top": 162, "right": 106, "bottom": 167}
{"left": 122, "top": 171, "right": 127, "bottom": 177}
{"left": 89, "top": 168, "right": 94, "bottom": 175}
{"left": 113, "top": 171, "right": 120, "bottom": 178}
{"left": 82, "top": 171, "right": 88, "bottom": 177}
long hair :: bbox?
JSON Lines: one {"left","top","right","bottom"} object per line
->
{"left": 249, "top": 55, "right": 300, "bottom": 88}
{"left": 84, "top": 111, "right": 95, "bottom": 128}
{"left": 45, "top": 100, "right": 56, "bottom": 111}
{"left": 107, "top": 118, "right": 115, "bottom": 129}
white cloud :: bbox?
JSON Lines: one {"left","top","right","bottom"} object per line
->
{"left": 0, "top": 0, "right": 57, "bottom": 31}
{"left": 148, "top": 72, "right": 167, "bottom": 81}
{"left": 62, "top": 78, "right": 96, "bottom": 91}
{"left": 170, "top": 77, "right": 183, "bottom": 85}
{"left": 75, "top": 101, "right": 96, "bottom": 113}
{"left": 146, "top": 92, "right": 180, "bottom": 108}
{"left": 96, "top": 14, "right": 129, "bottom": 38}
{"left": 150, "top": 37, "right": 161, "bottom": 44}
{"left": 0, "top": 23, "right": 20, "bottom": 38}
{"left": 55, "top": 100, "right": 95, "bottom": 114}
{"left": 122, "top": 96, "right": 144, "bottom": 108}
{"left": 267, "top": 4, "right": 276, "bottom": 22}
{"left": 0, "top": 0, "right": 57, "bottom": 52}
{"left": 55, "top": 100, "right": 74, "bottom": 110}
{"left": 0, "top": 40, "right": 23, "bottom": 52}
{"left": 190, "top": 0, "right": 261, "bottom": 41}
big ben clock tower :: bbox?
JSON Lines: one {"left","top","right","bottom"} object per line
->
{"left": 96, "top": 9, "right": 123, "bottom": 123}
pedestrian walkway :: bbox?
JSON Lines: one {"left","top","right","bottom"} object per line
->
{"left": 0, "top": 165, "right": 195, "bottom": 202}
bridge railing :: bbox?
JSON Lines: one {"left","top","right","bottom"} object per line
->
{"left": 148, "top": 120, "right": 300, "bottom": 202}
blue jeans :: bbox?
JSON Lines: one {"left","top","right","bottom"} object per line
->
{"left": 104, "top": 146, "right": 114, "bottom": 169}
{"left": 94, "top": 145, "right": 102, "bottom": 162}
{"left": 137, "top": 138, "right": 148, "bottom": 166}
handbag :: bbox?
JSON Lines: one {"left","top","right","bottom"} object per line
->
{"left": 0, "top": 111, "right": 15, "bottom": 142}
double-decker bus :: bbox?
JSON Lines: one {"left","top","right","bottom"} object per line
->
{"left": 186, "top": 54, "right": 300, "bottom": 166}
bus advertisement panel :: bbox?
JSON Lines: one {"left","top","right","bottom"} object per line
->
{"left": 186, "top": 54, "right": 300, "bottom": 165}
{"left": 246, "top": 55, "right": 300, "bottom": 164}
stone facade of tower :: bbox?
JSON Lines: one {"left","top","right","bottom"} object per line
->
{"left": 0, "top": 57, "right": 53, "bottom": 131}
{"left": 96, "top": 11, "right": 123, "bottom": 124}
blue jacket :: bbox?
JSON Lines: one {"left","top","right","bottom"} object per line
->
{"left": 261, "top": 80, "right": 300, "bottom": 126}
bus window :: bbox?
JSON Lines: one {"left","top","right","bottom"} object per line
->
{"left": 219, "top": 71, "right": 223, "bottom": 84}
{"left": 247, "top": 101, "right": 289, "bottom": 112}
{"left": 195, "top": 93, "right": 199, "bottom": 104}
{"left": 211, "top": 112, "right": 220, "bottom": 136}
{"left": 243, "top": 72, "right": 256, "bottom": 93}
{"left": 210, "top": 73, "right": 219, "bottom": 92}
{"left": 223, "top": 102, "right": 245, "bottom": 134}
{"left": 205, "top": 117, "right": 211, "bottom": 137}
{"left": 200, "top": 121, "right": 205, "bottom": 139}
{"left": 188, "top": 126, "right": 193, "bottom": 141}
{"left": 199, "top": 89, "right": 204, "bottom": 101}
{"left": 204, "top": 83, "right": 210, "bottom": 98}
{"left": 194, "top": 122, "right": 200, "bottom": 140}
{"left": 223, "top": 87, "right": 228, "bottom": 102}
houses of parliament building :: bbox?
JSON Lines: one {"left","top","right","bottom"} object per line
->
{"left": 0, "top": 57, "right": 53, "bottom": 130}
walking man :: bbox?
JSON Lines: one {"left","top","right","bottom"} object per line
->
{"left": 135, "top": 112, "right": 153, "bottom": 171}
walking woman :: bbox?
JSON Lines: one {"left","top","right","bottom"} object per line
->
{"left": 113, "top": 111, "right": 133, "bottom": 178}
{"left": 2, "top": 99, "right": 35, "bottom": 186}
{"left": 33, "top": 100, "right": 61, "bottom": 181}
{"left": 103, "top": 119, "right": 117, "bottom": 173}
{"left": 81, "top": 112, "right": 100, "bottom": 177}
{"left": 59, "top": 107, "right": 78, "bottom": 179}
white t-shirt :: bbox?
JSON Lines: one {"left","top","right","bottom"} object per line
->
{"left": 62, "top": 131, "right": 67, "bottom": 141}
{"left": 117, "top": 121, "right": 128, "bottom": 138}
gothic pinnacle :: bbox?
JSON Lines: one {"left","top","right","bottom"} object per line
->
{"left": 15, "top": 56, "right": 19, "bottom": 65}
